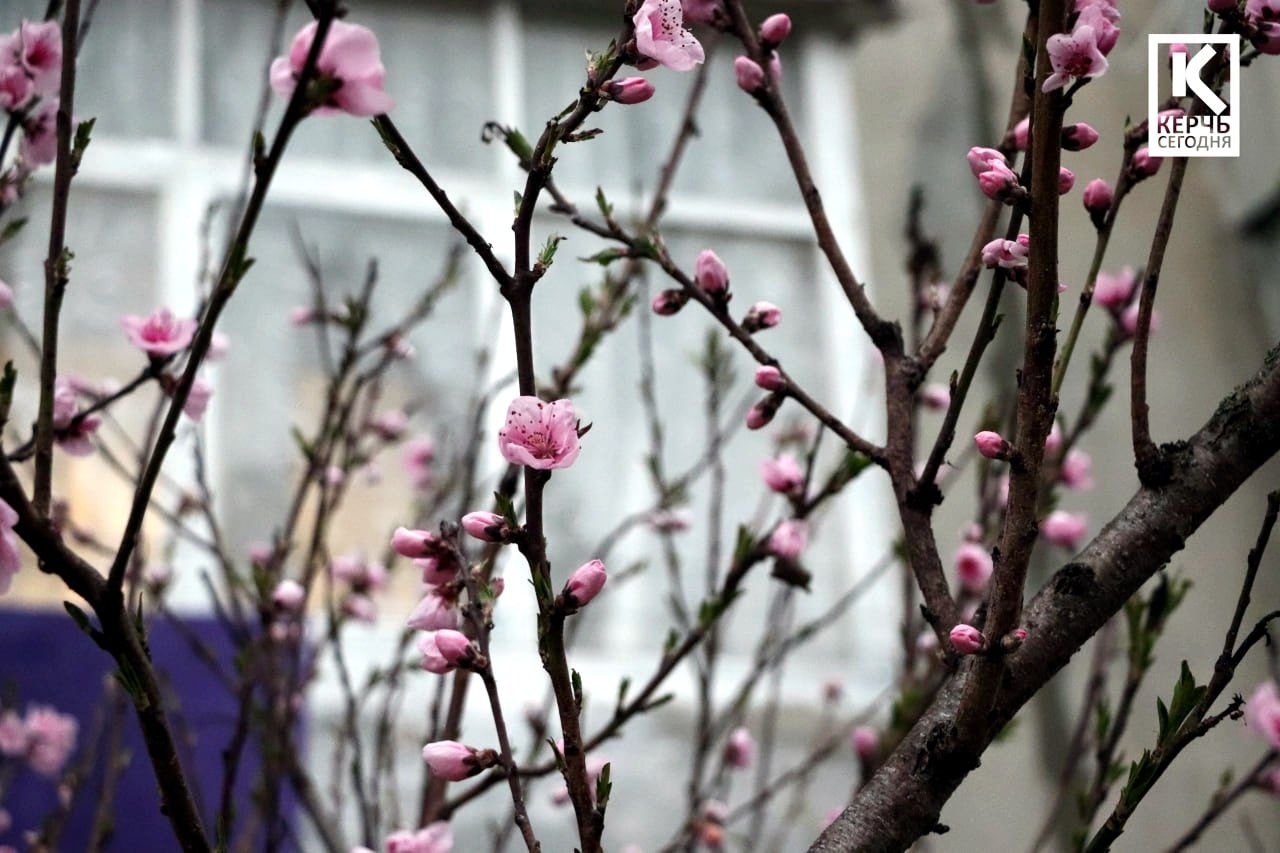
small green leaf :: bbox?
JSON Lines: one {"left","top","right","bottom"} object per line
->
{"left": 0, "top": 216, "right": 27, "bottom": 247}
{"left": 595, "top": 187, "right": 613, "bottom": 219}
{"left": 538, "top": 234, "right": 566, "bottom": 268}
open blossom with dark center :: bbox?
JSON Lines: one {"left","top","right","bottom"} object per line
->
{"left": 634, "top": 0, "right": 705, "bottom": 72}
{"left": 1042, "top": 25, "right": 1109, "bottom": 93}
{"left": 270, "top": 20, "right": 393, "bottom": 117}
{"left": 1, "top": 20, "right": 62, "bottom": 97}
{"left": 498, "top": 396, "right": 581, "bottom": 470}
{"left": 23, "top": 705, "right": 78, "bottom": 777}
{"left": 121, "top": 307, "right": 197, "bottom": 358}
{"left": 19, "top": 97, "right": 57, "bottom": 166}
{"left": 407, "top": 586, "right": 460, "bottom": 632}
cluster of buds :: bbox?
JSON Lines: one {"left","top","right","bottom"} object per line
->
{"left": 734, "top": 13, "right": 791, "bottom": 94}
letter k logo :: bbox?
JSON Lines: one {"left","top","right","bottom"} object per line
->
{"left": 1171, "top": 45, "right": 1227, "bottom": 114}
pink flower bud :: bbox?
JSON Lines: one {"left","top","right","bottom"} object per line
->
{"left": 734, "top": 56, "right": 765, "bottom": 92}
{"left": 407, "top": 590, "right": 460, "bottom": 632}
{"left": 1060, "top": 122, "right": 1099, "bottom": 151}
{"left": 648, "top": 508, "right": 691, "bottom": 531}
{"left": 921, "top": 383, "right": 951, "bottom": 411}
{"left": 1040, "top": 510, "right": 1088, "bottom": 550}
{"left": 977, "top": 162, "right": 1019, "bottom": 201}
{"left": 1057, "top": 167, "right": 1076, "bottom": 194}
{"left": 949, "top": 624, "right": 985, "bottom": 655}
{"left": 851, "top": 726, "right": 879, "bottom": 762}
{"left": 761, "top": 453, "right": 805, "bottom": 494}
{"left": 461, "top": 511, "right": 508, "bottom": 542}
{"left": 1044, "top": 422, "right": 1063, "bottom": 456}
{"left": 966, "top": 146, "right": 1007, "bottom": 177}
{"left": 760, "top": 13, "right": 792, "bottom": 47}
{"left": 652, "top": 289, "right": 688, "bottom": 316}
{"left": 743, "top": 301, "right": 781, "bottom": 332}
{"left": 422, "top": 740, "right": 486, "bottom": 781}
{"left": 954, "top": 542, "right": 994, "bottom": 593}
{"left": 416, "top": 557, "right": 460, "bottom": 586}
{"left": 289, "top": 306, "right": 316, "bottom": 325}
{"left": 392, "top": 527, "right": 445, "bottom": 559}
{"left": 1119, "top": 302, "right": 1159, "bottom": 339}
{"left": 418, "top": 629, "right": 473, "bottom": 674}
{"left": 608, "top": 76, "right": 655, "bottom": 104}
{"left": 981, "top": 237, "right": 1030, "bottom": 270}
{"left": 1093, "top": 267, "right": 1135, "bottom": 311}
{"left": 768, "top": 518, "right": 808, "bottom": 560}
{"left": 272, "top": 579, "right": 306, "bottom": 612}
{"left": 1059, "top": 448, "right": 1095, "bottom": 490}
{"left": 974, "top": 430, "right": 1011, "bottom": 460}
{"left": 695, "top": 249, "right": 730, "bottom": 296}
{"left": 1082, "top": 178, "right": 1113, "bottom": 225}
{"left": 1244, "top": 682, "right": 1280, "bottom": 749}
{"left": 1011, "top": 117, "right": 1029, "bottom": 150}
{"left": 1130, "top": 147, "right": 1162, "bottom": 179}
{"left": 754, "top": 365, "right": 784, "bottom": 390}
{"left": 724, "top": 726, "right": 755, "bottom": 768}
{"left": 563, "top": 559, "right": 607, "bottom": 609}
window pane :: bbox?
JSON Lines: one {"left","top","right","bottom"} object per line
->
{"left": 79, "top": 0, "right": 177, "bottom": 139}
{"left": 523, "top": 19, "right": 805, "bottom": 203}
{"left": 201, "top": 0, "right": 494, "bottom": 172}
{"left": 213, "top": 205, "right": 481, "bottom": 555}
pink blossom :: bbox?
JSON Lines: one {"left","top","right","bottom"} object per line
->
{"left": 634, "top": 0, "right": 706, "bottom": 72}
{"left": 1061, "top": 122, "right": 1099, "bottom": 151}
{"left": 418, "top": 630, "right": 473, "bottom": 674}
{"left": 342, "top": 593, "right": 378, "bottom": 623}
{"left": 1130, "top": 147, "right": 1162, "bottom": 179}
{"left": 977, "top": 161, "right": 1019, "bottom": 202}
{"left": 422, "top": 740, "right": 485, "bottom": 781}
{"left": 607, "top": 76, "right": 655, "bottom": 104}
{"left": 1040, "top": 510, "right": 1088, "bottom": 549}
{"left": 330, "top": 552, "right": 387, "bottom": 592}
{"left": 0, "top": 711, "right": 25, "bottom": 755}
{"left": 768, "top": 519, "right": 808, "bottom": 560}
{"left": 851, "top": 726, "right": 880, "bottom": 762}
{"left": 289, "top": 306, "right": 316, "bottom": 325}
{"left": 207, "top": 332, "right": 230, "bottom": 360}
{"left": 1042, "top": 26, "right": 1109, "bottom": 93}
{"left": 734, "top": 55, "right": 765, "bottom": 92}
{"left": 384, "top": 822, "right": 453, "bottom": 853}
{"left": 1093, "top": 267, "right": 1135, "bottom": 311}
{"left": 121, "top": 307, "right": 197, "bottom": 358}
{"left": 0, "top": 65, "right": 32, "bottom": 111}
{"left": 954, "top": 543, "right": 994, "bottom": 592}
{"left": 0, "top": 498, "right": 20, "bottom": 595}
{"left": 1059, "top": 448, "right": 1095, "bottom": 490}
{"left": 761, "top": 453, "right": 804, "bottom": 494}
{"left": 1076, "top": 5, "right": 1120, "bottom": 54}
{"left": 403, "top": 435, "right": 435, "bottom": 491}
{"left": 695, "top": 249, "right": 730, "bottom": 296}
{"left": 754, "top": 365, "right": 784, "bottom": 391}
{"left": 498, "top": 396, "right": 581, "bottom": 470}
{"left": 981, "top": 236, "right": 1029, "bottom": 270}
{"left": 461, "top": 511, "right": 508, "bottom": 542}
{"left": 173, "top": 374, "right": 213, "bottom": 422}
{"left": 1245, "top": 682, "right": 1280, "bottom": 748}
{"left": 272, "top": 579, "right": 305, "bottom": 612}
{"left": 407, "top": 587, "right": 460, "bottom": 632}
{"left": 392, "top": 527, "right": 447, "bottom": 560}
{"left": 743, "top": 301, "right": 781, "bottom": 332}
{"left": 369, "top": 409, "right": 408, "bottom": 441}
{"left": 1058, "top": 167, "right": 1076, "bottom": 195}
{"left": 761, "top": 12, "right": 793, "bottom": 46}
{"left": 966, "top": 146, "right": 1007, "bottom": 177}
{"left": 19, "top": 97, "right": 57, "bottom": 166}
{"left": 1011, "top": 117, "right": 1030, "bottom": 150}
{"left": 950, "top": 624, "right": 985, "bottom": 655}
{"left": 1082, "top": 178, "right": 1113, "bottom": 223}
{"left": 746, "top": 399, "right": 776, "bottom": 430}
{"left": 974, "top": 430, "right": 1011, "bottom": 460}
{"left": 51, "top": 378, "right": 100, "bottom": 456}
{"left": 270, "top": 20, "right": 393, "bottom": 117}
{"left": 12, "top": 20, "right": 62, "bottom": 96}
{"left": 1120, "top": 302, "right": 1158, "bottom": 339}
{"left": 563, "top": 559, "right": 607, "bottom": 609}
{"left": 1044, "top": 422, "right": 1064, "bottom": 457}
{"left": 723, "top": 727, "right": 755, "bottom": 768}
{"left": 920, "top": 383, "right": 951, "bottom": 411}
{"left": 416, "top": 557, "right": 459, "bottom": 586}
{"left": 23, "top": 705, "right": 77, "bottom": 777}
